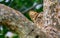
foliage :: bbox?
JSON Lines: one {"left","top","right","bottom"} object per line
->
{"left": 0, "top": 0, "right": 43, "bottom": 20}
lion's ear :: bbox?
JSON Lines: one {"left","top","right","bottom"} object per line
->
{"left": 29, "top": 11, "right": 38, "bottom": 22}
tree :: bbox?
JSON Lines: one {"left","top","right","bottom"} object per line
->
{"left": 0, "top": 0, "right": 60, "bottom": 38}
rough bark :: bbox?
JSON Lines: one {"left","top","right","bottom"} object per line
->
{"left": 0, "top": 0, "right": 60, "bottom": 38}
{"left": 29, "top": 0, "right": 60, "bottom": 38}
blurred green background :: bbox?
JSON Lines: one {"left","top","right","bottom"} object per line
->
{"left": 0, "top": 0, "right": 43, "bottom": 38}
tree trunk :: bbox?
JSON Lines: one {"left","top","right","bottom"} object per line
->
{"left": 0, "top": 0, "right": 60, "bottom": 38}
{"left": 29, "top": 0, "right": 60, "bottom": 38}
